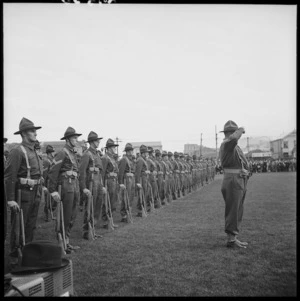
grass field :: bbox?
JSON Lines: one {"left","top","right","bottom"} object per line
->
{"left": 4, "top": 172, "right": 297, "bottom": 296}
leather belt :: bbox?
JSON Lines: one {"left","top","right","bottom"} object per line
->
{"left": 108, "top": 172, "right": 117, "bottom": 178}
{"left": 223, "top": 169, "right": 242, "bottom": 174}
{"left": 19, "top": 178, "right": 42, "bottom": 186}
{"left": 89, "top": 167, "right": 100, "bottom": 173}
{"left": 125, "top": 172, "right": 134, "bottom": 177}
{"left": 61, "top": 171, "right": 78, "bottom": 177}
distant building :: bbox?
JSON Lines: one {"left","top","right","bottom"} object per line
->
{"left": 246, "top": 149, "right": 272, "bottom": 160}
{"left": 40, "top": 140, "right": 87, "bottom": 156}
{"left": 270, "top": 129, "right": 296, "bottom": 159}
{"left": 184, "top": 143, "right": 218, "bottom": 158}
{"left": 184, "top": 144, "right": 199, "bottom": 156}
{"left": 129, "top": 141, "right": 162, "bottom": 156}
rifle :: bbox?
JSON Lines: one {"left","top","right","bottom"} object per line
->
{"left": 148, "top": 183, "right": 155, "bottom": 213}
{"left": 87, "top": 180, "right": 95, "bottom": 240}
{"left": 47, "top": 180, "right": 55, "bottom": 220}
{"left": 105, "top": 184, "right": 115, "bottom": 230}
{"left": 15, "top": 188, "right": 22, "bottom": 266}
{"left": 56, "top": 185, "right": 66, "bottom": 254}
{"left": 123, "top": 186, "right": 133, "bottom": 223}
{"left": 138, "top": 182, "right": 147, "bottom": 217}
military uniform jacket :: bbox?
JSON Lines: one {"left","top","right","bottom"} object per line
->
{"left": 43, "top": 157, "right": 54, "bottom": 185}
{"left": 4, "top": 141, "right": 43, "bottom": 202}
{"left": 147, "top": 157, "right": 157, "bottom": 173}
{"left": 219, "top": 129, "right": 249, "bottom": 170}
{"left": 101, "top": 152, "right": 119, "bottom": 185}
{"left": 161, "top": 160, "right": 170, "bottom": 178}
{"left": 135, "top": 156, "right": 149, "bottom": 184}
{"left": 118, "top": 155, "right": 135, "bottom": 185}
{"left": 48, "top": 144, "right": 79, "bottom": 193}
{"left": 153, "top": 157, "right": 163, "bottom": 172}
{"left": 79, "top": 147, "right": 103, "bottom": 190}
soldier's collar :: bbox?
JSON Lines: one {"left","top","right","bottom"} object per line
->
{"left": 65, "top": 143, "right": 77, "bottom": 153}
{"left": 88, "top": 147, "right": 97, "bottom": 154}
{"left": 21, "top": 140, "right": 35, "bottom": 151}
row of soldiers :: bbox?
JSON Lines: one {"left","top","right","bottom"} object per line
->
{"left": 4, "top": 118, "right": 215, "bottom": 268}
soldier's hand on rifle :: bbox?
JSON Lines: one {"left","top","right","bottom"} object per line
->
{"left": 119, "top": 184, "right": 126, "bottom": 190}
{"left": 102, "top": 187, "right": 107, "bottom": 194}
{"left": 43, "top": 186, "right": 48, "bottom": 194}
{"left": 83, "top": 188, "right": 91, "bottom": 197}
{"left": 7, "top": 201, "right": 20, "bottom": 212}
{"left": 136, "top": 183, "right": 142, "bottom": 189}
{"left": 51, "top": 191, "right": 61, "bottom": 202}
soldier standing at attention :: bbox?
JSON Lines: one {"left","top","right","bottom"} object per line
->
{"left": 43, "top": 145, "right": 56, "bottom": 222}
{"left": 167, "top": 151, "right": 177, "bottom": 200}
{"left": 48, "top": 127, "right": 81, "bottom": 254}
{"left": 101, "top": 138, "right": 119, "bottom": 229}
{"left": 161, "top": 151, "right": 171, "bottom": 204}
{"left": 155, "top": 149, "right": 165, "bottom": 206}
{"left": 149, "top": 148, "right": 162, "bottom": 208}
{"left": 79, "top": 131, "right": 105, "bottom": 239}
{"left": 118, "top": 143, "right": 136, "bottom": 222}
{"left": 146, "top": 147, "right": 160, "bottom": 209}
{"left": 135, "top": 145, "right": 150, "bottom": 216}
{"left": 5, "top": 118, "right": 44, "bottom": 268}
{"left": 174, "top": 152, "right": 183, "bottom": 198}
{"left": 219, "top": 120, "right": 250, "bottom": 248}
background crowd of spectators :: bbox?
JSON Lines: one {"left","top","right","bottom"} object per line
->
{"left": 215, "top": 158, "right": 297, "bottom": 175}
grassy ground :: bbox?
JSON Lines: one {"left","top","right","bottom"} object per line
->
{"left": 4, "top": 172, "right": 297, "bottom": 296}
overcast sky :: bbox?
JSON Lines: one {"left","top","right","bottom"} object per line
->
{"left": 3, "top": 4, "right": 296, "bottom": 152}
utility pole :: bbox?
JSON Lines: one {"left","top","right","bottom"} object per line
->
{"left": 200, "top": 133, "right": 203, "bottom": 157}
{"left": 215, "top": 125, "right": 218, "bottom": 160}
{"left": 115, "top": 137, "right": 122, "bottom": 157}
{"left": 247, "top": 137, "right": 250, "bottom": 158}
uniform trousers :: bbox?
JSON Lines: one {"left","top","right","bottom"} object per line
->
{"left": 221, "top": 173, "right": 248, "bottom": 236}
{"left": 10, "top": 184, "right": 42, "bottom": 258}
{"left": 83, "top": 172, "right": 103, "bottom": 235}
{"left": 120, "top": 174, "right": 135, "bottom": 218}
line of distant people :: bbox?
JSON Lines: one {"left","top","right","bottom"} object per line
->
{"left": 214, "top": 158, "right": 297, "bottom": 175}
{"left": 248, "top": 158, "right": 297, "bottom": 174}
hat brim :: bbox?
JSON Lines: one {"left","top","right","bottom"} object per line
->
{"left": 88, "top": 137, "right": 103, "bottom": 143}
{"left": 14, "top": 126, "right": 42, "bottom": 135}
{"left": 220, "top": 127, "right": 238, "bottom": 133}
{"left": 46, "top": 150, "right": 55, "bottom": 153}
{"left": 60, "top": 133, "right": 82, "bottom": 140}
{"left": 105, "top": 144, "right": 119, "bottom": 148}
{"left": 11, "top": 258, "right": 69, "bottom": 275}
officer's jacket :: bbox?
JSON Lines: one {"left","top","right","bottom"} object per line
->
{"left": 219, "top": 128, "right": 249, "bottom": 170}
{"left": 101, "top": 152, "right": 119, "bottom": 185}
{"left": 135, "top": 156, "right": 149, "bottom": 184}
{"left": 48, "top": 144, "right": 79, "bottom": 193}
{"left": 118, "top": 155, "right": 135, "bottom": 185}
{"left": 4, "top": 141, "right": 43, "bottom": 202}
{"left": 79, "top": 147, "right": 103, "bottom": 190}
